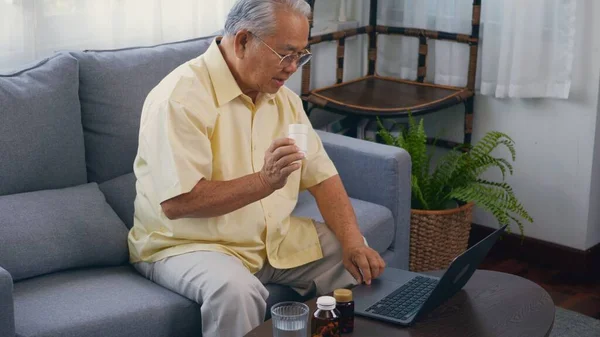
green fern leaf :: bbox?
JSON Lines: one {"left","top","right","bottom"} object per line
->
{"left": 374, "top": 114, "right": 532, "bottom": 234}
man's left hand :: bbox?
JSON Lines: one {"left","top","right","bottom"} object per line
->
{"left": 343, "top": 244, "right": 386, "bottom": 285}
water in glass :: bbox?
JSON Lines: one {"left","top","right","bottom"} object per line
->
{"left": 271, "top": 302, "right": 309, "bottom": 337}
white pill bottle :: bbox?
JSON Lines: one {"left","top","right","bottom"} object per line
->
{"left": 288, "top": 124, "right": 309, "bottom": 158}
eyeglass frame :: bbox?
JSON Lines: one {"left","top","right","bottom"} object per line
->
{"left": 248, "top": 31, "right": 312, "bottom": 68}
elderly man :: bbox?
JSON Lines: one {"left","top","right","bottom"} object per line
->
{"left": 128, "top": 0, "right": 386, "bottom": 336}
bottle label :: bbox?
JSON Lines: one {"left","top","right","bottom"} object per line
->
{"left": 340, "top": 315, "right": 353, "bottom": 333}
{"left": 311, "top": 319, "right": 340, "bottom": 337}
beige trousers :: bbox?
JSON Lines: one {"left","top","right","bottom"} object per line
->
{"left": 133, "top": 221, "right": 358, "bottom": 337}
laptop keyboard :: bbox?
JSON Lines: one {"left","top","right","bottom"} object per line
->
{"left": 365, "top": 276, "right": 438, "bottom": 320}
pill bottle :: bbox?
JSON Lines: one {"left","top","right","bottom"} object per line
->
{"left": 334, "top": 288, "right": 354, "bottom": 333}
{"left": 311, "top": 296, "right": 340, "bottom": 337}
{"left": 288, "top": 124, "right": 308, "bottom": 158}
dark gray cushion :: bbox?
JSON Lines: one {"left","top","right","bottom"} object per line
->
{"left": 292, "top": 191, "right": 395, "bottom": 254}
{"left": 69, "top": 35, "right": 217, "bottom": 184}
{"left": 0, "top": 53, "right": 87, "bottom": 196}
{"left": 14, "top": 266, "right": 202, "bottom": 337}
{"left": 99, "top": 173, "right": 137, "bottom": 229}
{"left": 0, "top": 183, "right": 129, "bottom": 281}
{"left": 0, "top": 266, "right": 15, "bottom": 337}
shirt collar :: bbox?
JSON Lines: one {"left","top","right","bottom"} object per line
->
{"left": 204, "top": 37, "right": 275, "bottom": 107}
{"left": 203, "top": 37, "right": 242, "bottom": 107}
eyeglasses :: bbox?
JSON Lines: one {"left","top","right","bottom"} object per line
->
{"left": 250, "top": 32, "right": 312, "bottom": 68}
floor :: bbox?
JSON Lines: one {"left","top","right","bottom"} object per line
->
{"left": 480, "top": 255, "right": 600, "bottom": 319}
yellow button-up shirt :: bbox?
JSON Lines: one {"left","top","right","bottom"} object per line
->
{"left": 127, "top": 38, "right": 338, "bottom": 273}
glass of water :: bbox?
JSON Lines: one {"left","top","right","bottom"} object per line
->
{"left": 271, "top": 301, "right": 310, "bottom": 337}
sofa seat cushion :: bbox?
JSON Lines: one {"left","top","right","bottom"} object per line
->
{"left": 0, "top": 53, "right": 87, "bottom": 196}
{"left": 0, "top": 183, "right": 129, "bottom": 281}
{"left": 14, "top": 266, "right": 202, "bottom": 337}
{"left": 70, "top": 35, "right": 217, "bottom": 184}
{"left": 292, "top": 191, "right": 395, "bottom": 254}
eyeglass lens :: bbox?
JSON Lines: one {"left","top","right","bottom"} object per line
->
{"left": 281, "top": 53, "right": 312, "bottom": 67}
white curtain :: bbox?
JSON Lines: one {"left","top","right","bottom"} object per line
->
{"left": 376, "top": 0, "right": 577, "bottom": 99}
{"left": 0, "top": 0, "right": 237, "bottom": 72}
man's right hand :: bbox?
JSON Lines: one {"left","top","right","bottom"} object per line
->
{"left": 259, "top": 137, "right": 304, "bottom": 191}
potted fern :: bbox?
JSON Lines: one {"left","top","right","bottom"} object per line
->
{"left": 376, "top": 114, "right": 533, "bottom": 272}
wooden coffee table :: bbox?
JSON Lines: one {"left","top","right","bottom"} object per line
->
{"left": 245, "top": 270, "right": 555, "bottom": 337}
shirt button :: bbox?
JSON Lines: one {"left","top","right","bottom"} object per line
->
{"left": 268, "top": 212, "right": 273, "bottom": 218}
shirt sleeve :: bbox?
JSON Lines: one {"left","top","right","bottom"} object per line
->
{"left": 140, "top": 98, "right": 213, "bottom": 204}
{"left": 296, "top": 104, "right": 339, "bottom": 191}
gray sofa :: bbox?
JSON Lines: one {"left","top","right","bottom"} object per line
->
{"left": 0, "top": 34, "right": 411, "bottom": 337}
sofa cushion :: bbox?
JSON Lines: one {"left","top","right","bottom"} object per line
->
{"left": 13, "top": 266, "right": 202, "bottom": 337}
{"left": 0, "top": 53, "right": 87, "bottom": 196}
{"left": 0, "top": 183, "right": 129, "bottom": 281}
{"left": 292, "top": 191, "right": 395, "bottom": 254}
{"left": 99, "top": 173, "right": 137, "bottom": 229}
{"left": 70, "top": 35, "right": 217, "bottom": 184}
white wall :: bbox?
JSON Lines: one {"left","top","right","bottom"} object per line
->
{"left": 463, "top": 0, "right": 600, "bottom": 251}
{"left": 585, "top": 0, "right": 600, "bottom": 248}
{"left": 296, "top": 0, "right": 600, "bottom": 250}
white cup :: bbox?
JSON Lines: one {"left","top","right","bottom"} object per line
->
{"left": 288, "top": 124, "right": 309, "bottom": 158}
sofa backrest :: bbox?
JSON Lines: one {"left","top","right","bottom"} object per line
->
{"left": 0, "top": 54, "right": 87, "bottom": 196}
{"left": 0, "top": 54, "right": 129, "bottom": 281}
{"left": 69, "top": 35, "right": 217, "bottom": 184}
{"left": 0, "top": 35, "right": 219, "bottom": 280}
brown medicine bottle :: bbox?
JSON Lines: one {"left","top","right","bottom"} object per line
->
{"left": 311, "top": 296, "right": 340, "bottom": 337}
{"left": 333, "top": 289, "right": 354, "bottom": 333}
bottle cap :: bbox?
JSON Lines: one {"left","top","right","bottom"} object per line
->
{"left": 288, "top": 123, "right": 309, "bottom": 134}
{"left": 334, "top": 288, "right": 353, "bottom": 302}
{"left": 316, "top": 296, "right": 336, "bottom": 310}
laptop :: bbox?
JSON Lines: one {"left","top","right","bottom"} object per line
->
{"left": 352, "top": 224, "right": 507, "bottom": 326}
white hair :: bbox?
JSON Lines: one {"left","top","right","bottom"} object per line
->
{"left": 224, "top": 0, "right": 312, "bottom": 38}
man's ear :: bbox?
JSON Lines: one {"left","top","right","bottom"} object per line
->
{"left": 233, "top": 30, "right": 251, "bottom": 59}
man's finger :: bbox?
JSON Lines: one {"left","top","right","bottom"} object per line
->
{"left": 276, "top": 152, "right": 304, "bottom": 168}
{"left": 267, "top": 137, "right": 295, "bottom": 153}
{"left": 354, "top": 254, "right": 372, "bottom": 285}
{"left": 344, "top": 261, "right": 362, "bottom": 284}
{"left": 280, "top": 162, "right": 301, "bottom": 176}
{"left": 367, "top": 252, "right": 382, "bottom": 279}
{"left": 272, "top": 145, "right": 299, "bottom": 161}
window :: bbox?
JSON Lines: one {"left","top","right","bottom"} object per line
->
{"left": 0, "top": 0, "right": 235, "bottom": 72}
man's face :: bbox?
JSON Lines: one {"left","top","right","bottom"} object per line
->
{"left": 238, "top": 10, "right": 310, "bottom": 95}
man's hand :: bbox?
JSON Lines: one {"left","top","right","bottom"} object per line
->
{"left": 259, "top": 138, "right": 304, "bottom": 190}
{"left": 343, "top": 243, "right": 386, "bottom": 285}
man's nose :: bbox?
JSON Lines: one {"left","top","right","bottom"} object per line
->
{"left": 284, "top": 60, "right": 299, "bottom": 73}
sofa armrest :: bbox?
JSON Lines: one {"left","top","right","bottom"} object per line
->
{"left": 316, "top": 130, "right": 411, "bottom": 269}
{"left": 0, "top": 266, "right": 15, "bottom": 337}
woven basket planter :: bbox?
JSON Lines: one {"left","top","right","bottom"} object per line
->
{"left": 409, "top": 202, "right": 475, "bottom": 272}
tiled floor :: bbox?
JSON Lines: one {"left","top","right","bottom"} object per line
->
{"left": 480, "top": 255, "right": 600, "bottom": 319}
